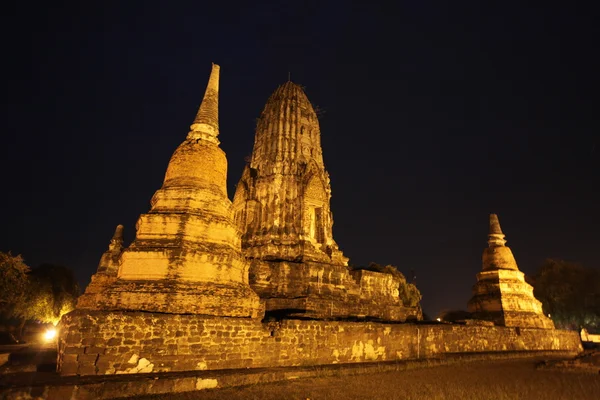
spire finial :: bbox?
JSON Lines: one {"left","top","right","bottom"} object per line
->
{"left": 189, "top": 63, "right": 220, "bottom": 143}
{"left": 488, "top": 213, "right": 507, "bottom": 247}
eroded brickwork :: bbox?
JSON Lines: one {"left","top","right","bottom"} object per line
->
{"left": 59, "top": 69, "right": 574, "bottom": 381}
{"left": 58, "top": 310, "right": 581, "bottom": 376}
{"left": 232, "top": 82, "right": 420, "bottom": 320}
{"left": 232, "top": 82, "right": 346, "bottom": 265}
{"left": 76, "top": 64, "right": 263, "bottom": 318}
{"left": 249, "top": 260, "right": 421, "bottom": 320}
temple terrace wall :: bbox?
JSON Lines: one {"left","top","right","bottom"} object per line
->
{"left": 58, "top": 310, "right": 582, "bottom": 376}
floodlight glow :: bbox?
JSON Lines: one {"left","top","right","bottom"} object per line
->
{"left": 44, "top": 328, "right": 57, "bottom": 342}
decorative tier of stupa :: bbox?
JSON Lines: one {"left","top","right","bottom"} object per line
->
{"left": 232, "top": 81, "right": 421, "bottom": 321}
{"left": 467, "top": 214, "right": 554, "bottom": 329}
{"left": 76, "top": 64, "right": 263, "bottom": 319}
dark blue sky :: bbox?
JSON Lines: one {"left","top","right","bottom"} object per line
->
{"left": 2, "top": 1, "right": 598, "bottom": 317}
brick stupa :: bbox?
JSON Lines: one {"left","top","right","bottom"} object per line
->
{"left": 232, "top": 81, "right": 420, "bottom": 321}
{"left": 76, "top": 63, "right": 263, "bottom": 318}
{"left": 468, "top": 214, "right": 554, "bottom": 329}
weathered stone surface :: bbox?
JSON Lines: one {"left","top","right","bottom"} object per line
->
{"left": 76, "top": 64, "right": 262, "bottom": 318}
{"left": 249, "top": 260, "right": 420, "bottom": 320}
{"left": 232, "top": 82, "right": 419, "bottom": 320}
{"left": 76, "top": 225, "right": 122, "bottom": 307}
{"left": 58, "top": 69, "right": 575, "bottom": 384}
{"left": 58, "top": 309, "right": 581, "bottom": 376}
{"left": 233, "top": 82, "right": 346, "bottom": 265}
{"left": 97, "top": 224, "right": 123, "bottom": 275}
{"left": 468, "top": 214, "right": 554, "bottom": 329}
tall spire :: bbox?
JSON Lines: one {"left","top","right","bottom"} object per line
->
{"left": 188, "top": 63, "right": 220, "bottom": 143}
{"left": 250, "top": 81, "right": 324, "bottom": 172}
{"left": 488, "top": 213, "right": 507, "bottom": 247}
{"left": 233, "top": 81, "right": 347, "bottom": 263}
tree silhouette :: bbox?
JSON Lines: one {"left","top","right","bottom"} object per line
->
{"left": 2, "top": 257, "right": 80, "bottom": 340}
{"left": 530, "top": 259, "right": 600, "bottom": 332}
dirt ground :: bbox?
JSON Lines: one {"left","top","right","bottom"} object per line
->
{"left": 128, "top": 358, "right": 600, "bottom": 400}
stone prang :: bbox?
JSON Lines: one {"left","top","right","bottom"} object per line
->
{"left": 233, "top": 81, "right": 346, "bottom": 265}
{"left": 232, "top": 81, "right": 420, "bottom": 321}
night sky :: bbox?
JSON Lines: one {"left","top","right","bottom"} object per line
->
{"left": 2, "top": 2, "right": 598, "bottom": 317}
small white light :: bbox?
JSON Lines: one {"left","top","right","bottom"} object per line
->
{"left": 436, "top": 318, "right": 441, "bottom": 322}
{"left": 547, "top": 314, "right": 551, "bottom": 318}
{"left": 44, "top": 328, "right": 57, "bottom": 342}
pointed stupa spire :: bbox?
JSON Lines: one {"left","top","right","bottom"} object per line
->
{"left": 488, "top": 213, "right": 507, "bottom": 247}
{"left": 188, "top": 63, "right": 220, "bottom": 143}
{"left": 77, "top": 62, "right": 263, "bottom": 319}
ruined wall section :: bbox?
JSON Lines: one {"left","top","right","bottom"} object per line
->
{"left": 59, "top": 310, "right": 581, "bottom": 376}
{"left": 351, "top": 270, "right": 401, "bottom": 304}
{"left": 248, "top": 260, "right": 421, "bottom": 321}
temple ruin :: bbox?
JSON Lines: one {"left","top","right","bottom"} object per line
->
{"left": 232, "top": 81, "right": 420, "bottom": 321}
{"left": 57, "top": 65, "right": 580, "bottom": 378}
{"left": 467, "top": 214, "right": 555, "bottom": 329}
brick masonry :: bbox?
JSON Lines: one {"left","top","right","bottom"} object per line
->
{"left": 58, "top": 310, "right": 582, "bottom": 376}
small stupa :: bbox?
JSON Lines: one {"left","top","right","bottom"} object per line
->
{"left": 75, "top": 224, "right": 123, "bottom": 303}
{"left": 76, "top": 64, "right": 263, "bottom": 318}
{"left": 467, "top": 214, "right": 554, "bottom": 329}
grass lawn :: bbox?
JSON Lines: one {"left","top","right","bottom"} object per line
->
{"left": 129, "top": 359, "right": 600, "bottom": 400}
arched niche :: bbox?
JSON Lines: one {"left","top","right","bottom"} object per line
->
{"left": 303, "top": 174, "right": 327, "bottom": 244}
